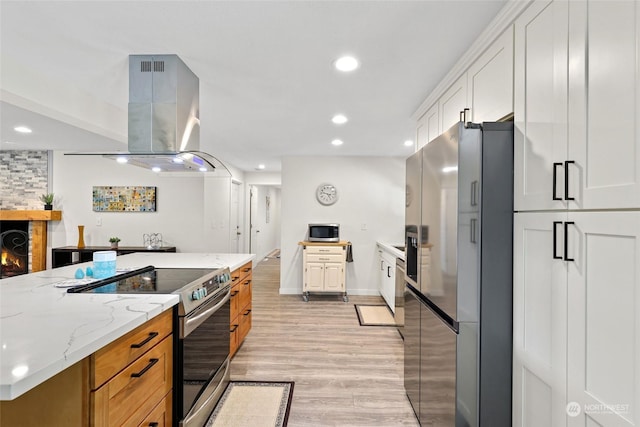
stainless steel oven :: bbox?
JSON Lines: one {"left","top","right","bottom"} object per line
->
{"left": 177, "top": 282, "right": 231, "bottom": 427}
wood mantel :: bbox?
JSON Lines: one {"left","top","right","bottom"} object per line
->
{"left": 0, "top": 210, "right": 62, "bottom": 272}
{"left": 0, "top": 210, "right": 62, "bottom": 221}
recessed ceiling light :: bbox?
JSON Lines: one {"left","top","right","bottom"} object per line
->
{"left": 257, "top": 164, "right": 266, "bottom": 170}
{"left": 404, "top": 140, "right": 414, "bottom": 147}
{"left": 331, "top": 139, "right": 344, "bottom": 146}
{"left": 116, "top": 157, "right": 128, "bottom": 164}
{"left": 332, "top": 114, "right": 348, "bottom": 125}
{"left": 14, "top": 126, "right": 32, "bottom": 134}
{"left": 172, "top": 157, "right": 184, "bottom": 164}
{"left": 199, "top": 167, "right": 207, "bottom": 172}
{"left": 334, "top": 56, "right": 359, "bottom": 72}
{"left": 151, "top": 167, "right": 162, "bottom": 173}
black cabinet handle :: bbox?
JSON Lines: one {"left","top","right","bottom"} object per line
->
{"left": 230, "top": 324, "right": 238, "bottom": 333}
{"left": 564, "top": 222, "right": 575, "bottom": 261}
{"left": 470, "top": 181, "right": 478, "bottom": 206}
{"left": 564, "top": 160, "right": 575, "bottom": 201}
{"left": 244, "top": 280, "right": 251, "bottom": 286}
{"left": 387, "top": 266, "right": 391, "bottom": 278}
{"left": 552, "top": 221, "right": 563, "bottom": 259}
{"left": 130, "top": 332, "right": 158, "bottom": 349}
{"left": 230, "top": 290, "right": 239, "bottom": 297}
{"left": 243, "top": 310, "right": 252, "bottom": 316}
{"left": 552, "top": 163, "right": 563, "bottom": 200}
{"left": 243, "top": 267, "right": 251, "bottom": 273}
{"left": 149, "top": 423, "right": 159, "bottom": 427}
{"left": 131, "top": 358, "right": 159, "bottom": 378}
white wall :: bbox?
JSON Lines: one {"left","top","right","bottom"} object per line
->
{"left": 249, "top": 185, "right": 281, "bottom": 262}
{"left": 50, "top": 153, "right": 244, "bottom": 258}
{"left": 280, "top": 156, "right": 405, "bottom": 296}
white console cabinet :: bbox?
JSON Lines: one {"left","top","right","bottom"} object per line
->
{"left": 300, "top": 241, "right": 348, "bottom": 302}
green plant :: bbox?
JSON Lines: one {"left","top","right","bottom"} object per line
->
{"left": 40, "top": 193, "right": 54, "bottom": 205}
{"left": 109, "top": 237, "right": 121, "bottom": 243}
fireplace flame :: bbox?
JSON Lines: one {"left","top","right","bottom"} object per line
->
{"left": 1, "top": 249, "right": 23, "bottom": 272}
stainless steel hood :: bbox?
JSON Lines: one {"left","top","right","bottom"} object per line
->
{"left": 66, "top": 54, "right": 229, "bottom": 175}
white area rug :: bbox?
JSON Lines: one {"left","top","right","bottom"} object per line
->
{"left": 355, "top": 304, "right": 396, "bottom": 326}
{"left": 206, "top": 381, "right": 294, "bottom": 427}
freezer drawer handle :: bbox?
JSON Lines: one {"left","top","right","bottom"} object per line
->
{"left": 553, "top": 221, "right": 563, "bottom": 259}
{"left": 387, "top": 266, "right": 391, "bottom": 278}
{"left": 552, "top": 163, "right": 563, "bottom": 201}
{"left": 470, "top": 218, "right": 478, "bottom": 244}
{"left": 564, "top": 160, "right": 575, "bottom": 201}
{"left": 564, "top": 221, "right": 575, "bottom": 262}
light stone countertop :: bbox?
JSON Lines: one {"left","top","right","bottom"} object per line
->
{"left": 0, "top": 252, "right": 255, "bottom": 401}
{"left": 377, "top": 242, "right": 405, "bottom": 260}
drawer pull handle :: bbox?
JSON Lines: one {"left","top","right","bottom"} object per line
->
{"left": 131, "top": 358, "right": 159, "bottom": 378}
{"left": 230, "top": 324, "right": 238, "bottom": 333}
{"left": 243, "top": 310, "right": 252, "bottom": 316}
{"left": 230, "top": 290, "right": 239, "bottom": 297}
{"left": 232, "top": 275, "right": 240, "bottom": 281}
{"left": 243, "top": 267, "right": 251, "bottom": 273}
{"left": 130, "top": 332, "right": 158, "bottom": 349}
{"left": 149, "top": 423, "right": 159, "bottom": 427}
{"left": 552, "top": 162, "right": 562, "bottom": 201}
{"left": 244, "top": 280, "right": 251, "bottom": 286}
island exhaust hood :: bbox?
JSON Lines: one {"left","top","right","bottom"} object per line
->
{"left": 66, "top": 54, "right": 229, "bottom": 175}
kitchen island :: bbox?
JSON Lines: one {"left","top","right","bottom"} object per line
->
{"left": 0, "top": 252, "right": 254, "bottom": 419}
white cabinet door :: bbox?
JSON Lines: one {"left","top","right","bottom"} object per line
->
{"left": 568, "top": 0, "right": 640, "bottom": 210}
{"left": 513, "top": 212, "right": 568, "bottom": 427}
{"left": 323, "top": 263, "right": 343, "bottom": 292}
{"left": 381, "top": 251, "right": 396, "bottom": 312}
{"left": 566, "top": 212, "right": 640, "bottom": 426}
{"left": 514, "top": 0, "right": 568, "bottom": 211}
{"left": 439, "top": 73, "right": 468, "bottom": 133}
{"left": 306, "top": 263, "right": 325, "bottom": 292}
{"left": 467, "top": 26, "right": 514, "bottom": 123}
{"left": 417, "top": 103, "right": 439, "bottom": 149}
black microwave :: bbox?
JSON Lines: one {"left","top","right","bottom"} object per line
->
{"left": 308, "top": 223, "right": 340, "bottom": 242}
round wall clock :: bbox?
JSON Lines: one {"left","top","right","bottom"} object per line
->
{"left": 316, "top": 183, "right": 338, "bottom": 206}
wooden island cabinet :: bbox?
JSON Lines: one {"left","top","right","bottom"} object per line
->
{"left": 0, "top": 309, "right": 173, "bottom": 426}
{"left": 230, "top": 261, "right": 252, "bottom": 357}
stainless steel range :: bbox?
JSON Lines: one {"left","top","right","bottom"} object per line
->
{"left": 68, "top": 266, "right": 232, "bottom": 426}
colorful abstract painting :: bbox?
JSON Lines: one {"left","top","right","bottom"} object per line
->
{"left": 92, "top": 186, "right": 157, "bottom": 212}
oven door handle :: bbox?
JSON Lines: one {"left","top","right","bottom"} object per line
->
{"left": 182, "top": 291, "right": 230, "bottom": 338}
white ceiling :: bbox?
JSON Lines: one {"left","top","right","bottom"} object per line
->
{"left": 0, "top": 0, "right": 506, "bottom": 172}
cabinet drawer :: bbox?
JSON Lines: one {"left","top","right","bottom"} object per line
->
{"left": 238, "top": 277, "right": 252, "bottom": 310}
{"left": 138, "top": 390, "right": 172, "bottom": 427}
{"left": 238, "top": 308, "right": 252, "bottom": 343}
{"left": 230, "top": 285, "right": 241, "bottom": 320}
{"left": 92, "top": 309, "right": 173, "bottom": 389}
{"left": 305, "top": 246, "right": 344, "bottom": 255}
{"left": 92, "top": 335, "right": 173, "bottom": 427}
{"left": 305, "top": 254, "right": 344, "bottom": 263}
{"left": 231, "top": 262, "right": 252, "bottom": 286}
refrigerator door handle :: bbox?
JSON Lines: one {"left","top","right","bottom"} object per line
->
{"left": 470, "top": 180, "right": 478, "bottom": 206}
{"left": 564, "top": 221, "right": 575, "bottom": 262}
{"left": 553, "top": 221, "right": 563, "bottom": 259}
{"left": 552, "top": 162, "right": 563, "bottom": 201}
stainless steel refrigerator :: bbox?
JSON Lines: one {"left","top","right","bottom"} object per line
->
{"left": 404, "top": 121, "right": 513, "bottom": 426}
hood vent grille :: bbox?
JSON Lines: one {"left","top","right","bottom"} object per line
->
{"left": 139, "top": 60, "right": 165, "bottom": 73}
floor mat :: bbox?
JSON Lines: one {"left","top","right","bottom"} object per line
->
{"left": 354, "top": 304, "right": 396, "bottom": 326}
{"left": 206, "top": 381, "right": 294, "bottom": 427}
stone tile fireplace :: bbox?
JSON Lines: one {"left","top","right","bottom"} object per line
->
{"left": 0, "top": 210, "right": 62, "bottom": 278}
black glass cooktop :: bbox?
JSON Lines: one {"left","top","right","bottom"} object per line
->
{"left": 67, "top": 266, "right": 216, "bottom": 294}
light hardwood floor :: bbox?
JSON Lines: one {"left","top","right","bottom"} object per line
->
{"left": 230, "top": 254, "right": 420, "bottom": 427}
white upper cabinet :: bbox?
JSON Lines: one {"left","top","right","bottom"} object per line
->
{"left": 568, "top": 0, "right": 640, "bottom": 210}
{"left": 514, "top": 0, "right": 568, "bottom": 212}
{"left": 439, "top": 73, "right": 468, "bottom": 133}
{"left": 467, "top": 26, "right": 514, "bottom": 123}
{"left": 416, "top": 103, "right": 439, "bottom": 150}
